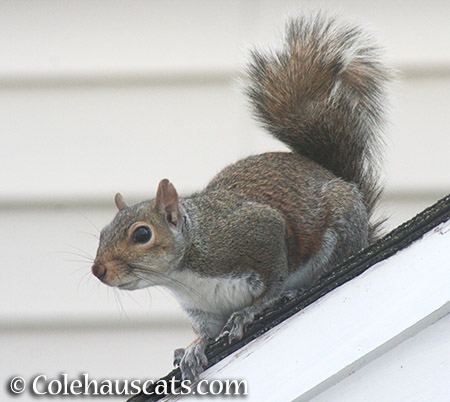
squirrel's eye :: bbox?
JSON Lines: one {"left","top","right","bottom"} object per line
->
{"left": 131, "top": 226, "right": 152, "bottom": 244}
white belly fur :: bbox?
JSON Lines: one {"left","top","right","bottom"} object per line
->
{"left": 166, "top": 270, "right": 263, "bottom": 317}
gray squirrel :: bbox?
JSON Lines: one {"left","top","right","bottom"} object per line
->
{"left": 92, "top": 13, "right": 393, "bottom": 381}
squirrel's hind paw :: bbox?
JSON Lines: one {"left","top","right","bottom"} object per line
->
{"left": 176, "top": 343, "right": 208, "bottom": 381}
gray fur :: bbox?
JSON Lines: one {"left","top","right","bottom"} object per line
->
{"left": 93, "top": 12, "right": 392, "bottom": 381}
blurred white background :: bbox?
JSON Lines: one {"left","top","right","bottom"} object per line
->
{"left": 1, "top": 1, "right": 449, "bottom": 400}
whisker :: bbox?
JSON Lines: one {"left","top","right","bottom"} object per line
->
{"left": 77, "top": 271, "right": 93, "bottom": 294}
{"left": 57, "top": 248, "right": 95, "bottom": 263}
{"left": 129, "top": 267, "right": 208, "bottom": 305}
{"left": 129, "top": 272, "right": 158, "bottom": 288}
{"left": 83, "top": 278, "right": 101, "bottom": 296}
{"left": 76, "top": 210, "right": 101, "bottom": 234}
{"left": 68, "top": 245, "right": 95, "bottom": 261}
{"left": 130, "top": 267, "right": 202, "bottom": 298}
{"left": 122, "top": 290, "right": 145, "bottom": 309}
{"left": 128, "top": 274, "right": 226, "bottom": 324}
{"left": 78, "top": 231, "right": 100, "bottom": 240}
{"left": 127, "top": 272, "right": 192, "bottom": 311}
{"left": 110, "top": 287, "right": 122, "bottom": 317}
{"left": 113, "top": 288, "right": 129, "bottom": 320}
{"left": 65, "top": 259, "right": 93, "bottom": 266}
{"left": 70, "top": 264, "right": 92, "bottom": 275}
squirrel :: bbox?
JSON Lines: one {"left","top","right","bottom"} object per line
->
{"left": 91, "top": 13, "right": 392, "bottom": 381}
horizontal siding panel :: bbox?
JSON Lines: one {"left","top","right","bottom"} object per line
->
{"left": 247, "top": 0, "right": 450, "bottom": 67}
{"left": 0, "top": 208, "right": 189, "bottom": 323}
{"left": 0, "top": 76, "right": 448, "bottom": 200}
{"left": 385, "top": 74, "right": 450, "bottom": 192}
{"left": 0, "top": 0, "right": 243, "bottom": 75}
{"left": 0, "top": 0, "right": 448, "bottom": 76}
{"left": 0, "top": 83, "right": 246, "bottom": 199}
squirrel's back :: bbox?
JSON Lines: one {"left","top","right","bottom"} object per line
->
{"left": 245, "top": 13, "right": 393, "bottom": 240}
{"left": 92, "top": 15, "right": 395, "bottom": 378}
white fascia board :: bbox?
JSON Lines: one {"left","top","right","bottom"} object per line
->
{"left": 163, "top": 219, "right": 450, "bottom": 402}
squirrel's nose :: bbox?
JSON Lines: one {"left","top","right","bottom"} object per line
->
{"left": 92, "top": 262, "right": 107, "bottom": 280}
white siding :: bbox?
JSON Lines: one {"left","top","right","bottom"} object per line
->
{"left": 1, "top": 1, "right": 449, "bottom": 399}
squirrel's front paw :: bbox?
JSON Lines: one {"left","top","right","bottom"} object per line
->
{"left": 220, "top": 308, "right": 255, "bottom": 344}
{"left": 174, "top": 343, "right": 208, "bottom": 381}
{"left": 173, "top": 347, "right": 185, "bottom": 367}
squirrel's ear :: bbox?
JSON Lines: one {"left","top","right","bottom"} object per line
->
{"left": 114, "top": 193, "right": 128, "bottom": 211}
{"left": 155, "top": 179, "right": 180, "bottom": 228}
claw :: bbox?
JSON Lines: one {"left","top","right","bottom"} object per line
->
{"left": 282, "top": 289, "right": 303, "bottom": 300}
{"left": 178, "top": 342, "right": 208, "bottom": 381}
{"left": 220, "top": 308, "right": 255, "bottom": 344}
{"left": 173, "top": 348, "right": 185, "bottom": 367}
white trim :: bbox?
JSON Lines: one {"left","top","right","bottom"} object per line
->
{"left": 163, "top": 219, "right": 450, "bottom": 401}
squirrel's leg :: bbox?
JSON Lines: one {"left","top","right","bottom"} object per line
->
{"left": 220, "top": 205, "right": 289, "bottom": 343}
{"left": 174, "top": 309, "right": 223, "bottom": 380}
{"left": 220, "top": 257, "right": 289, "bottom": 343}
{"left": 219, "top": 283, "right": 284, "bottom": 344}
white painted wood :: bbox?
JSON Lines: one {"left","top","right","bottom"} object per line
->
{"left": 309, "top": 312, "right": 450, "bottom": 402}
{"left": 162, "top": 219, "right": 450, "bottom": 401}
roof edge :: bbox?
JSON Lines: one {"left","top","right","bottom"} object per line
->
{"left": 129, "top": 193, "right": 450, "bottom": 402}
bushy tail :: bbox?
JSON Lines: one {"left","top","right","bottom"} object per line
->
{"left": 246, "top": 13, "right": 393, "bottom": 240}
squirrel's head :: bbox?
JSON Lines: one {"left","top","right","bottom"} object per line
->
{"left": 91, "top": 179, "right": 186, "bottom": 290}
